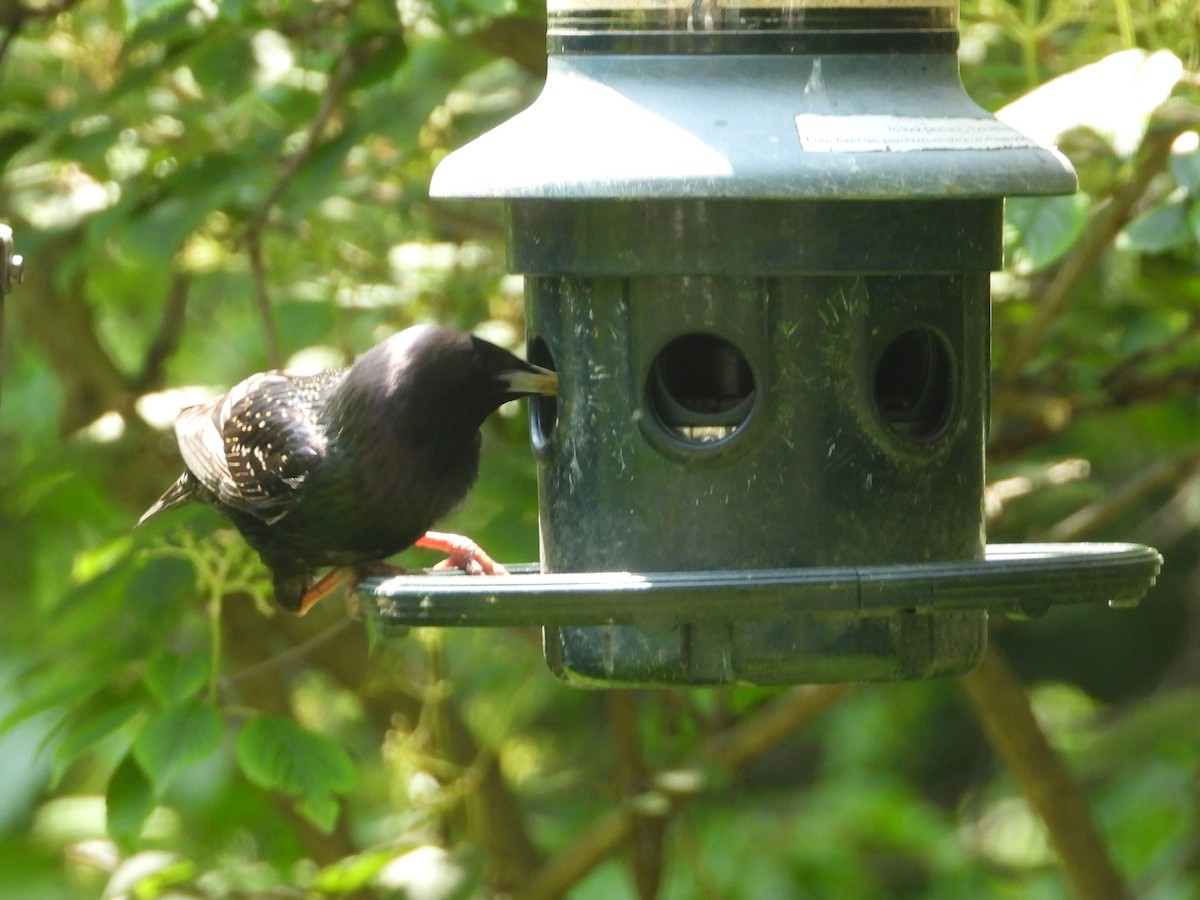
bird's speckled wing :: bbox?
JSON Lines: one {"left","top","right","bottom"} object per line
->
{"left": 221, "top": 369, "right": 343, "bottom": 522}
{"left": 173, "top": 395, "right": 239, "bottom": 508}
{"left": 174, "top": 369, "right": 343, "bottom": 524}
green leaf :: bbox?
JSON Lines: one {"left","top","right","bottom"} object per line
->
{"left": 0, "top": 670, "right": 103, "bottom": 735}
{"left": 1188, "top": 202, "right": 1200, "bottom": 245}
{"left": 235, "top": 715, "right": 357, "bottom": 805}
{"left": 124, "top": 555, "right": 196, "bottom": 632}
{"left": 123, "top": 0, "right": 191, "bottom": 31}
{"left": 347, "top": 39, "right": 409, "bottom": 93}
{"left": 51, "top": 700, "right": 142, "bottom": 785}
{"left": 106, "top": 752, "right": 156, "bottom": 847}
{"left": 1121, "top": 201, "right": 1193, "bottom": 253}
{"left": 144, "top": 653, "right": 210, "bottom": 707}
{"left": 277, "top": 129, "right": 363, "bottom": 220}
{"left": 133, "top": 700, "right": 222, "bottom": 791}
{"left": 313, "top": 849, "right": 398, "bottom": 893}
{"left": 182, "top": 31, "right": 258, "bottom": 100}
{"left": 460, "top": 0, "right": 516, "bottom": 17}
{"left": 119, "top": 154, "right": 268, "bottom": 263}
{"left": 1006, "top": 194, "right": 1090, "bottom": 272}
{"left": 296, "top": 793, "right": 341, "bottom": 834}
{"left": 1171, "top": 148, "right": 1200, "bottom": 194}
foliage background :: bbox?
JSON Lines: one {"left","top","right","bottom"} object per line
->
{"left": 1, "top": 0, "right": 1199, "bottom": 897}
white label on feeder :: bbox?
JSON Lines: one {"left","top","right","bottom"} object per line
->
{"left": 795, "top": 115, "right": 1044, "bottom": 152}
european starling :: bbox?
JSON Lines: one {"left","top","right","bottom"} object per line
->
{"left": 139, "top": 325, "right": 558, "bottom": 613}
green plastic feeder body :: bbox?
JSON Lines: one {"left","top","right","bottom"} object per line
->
{"left": 372, "top": 0, "right": 1160, "bottom": 686}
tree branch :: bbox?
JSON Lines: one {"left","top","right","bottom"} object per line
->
{"left": 0, "top": 0, "right": 84, "bottom": 87}
{"left": 516, "top": 684, "right": 853, "bottom": 900}
{"left": 14, "top": 233, "right": 139, "bottom": 433}
{"left": 961, "top": 645, "right": 1130, "bottom": 900}
{"left": 471, "top": 14, "right": 547, "bottom": 79}
{"left": 243, "top": 232, "right": 283, "bottom": 369}
{"left": 999, "top": 114, "right": 1186, "bottom": 388}
{"left": 607, "top": 692, "right": 665, "bottom": 900}
{"left": 134, "top": 272, "right": 190, "bottom": 393}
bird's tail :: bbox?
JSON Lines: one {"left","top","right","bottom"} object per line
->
{"left": 136, "top": 474, "right": 195, "bottom": 526}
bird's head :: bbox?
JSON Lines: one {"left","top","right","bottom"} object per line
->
{"left": 339, "top": 325, "right": 558, "bottom": 440}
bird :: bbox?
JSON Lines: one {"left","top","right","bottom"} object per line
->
{"left": 138, "top": 324, "right": 558, "bottom": 614}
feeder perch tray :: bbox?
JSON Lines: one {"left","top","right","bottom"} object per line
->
{"left": 365, "top": 542, "right": 1161, "bottom": 631}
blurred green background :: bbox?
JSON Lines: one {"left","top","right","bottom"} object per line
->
{"left": 2, "top": 0, "right": 1199, "bottom": 896}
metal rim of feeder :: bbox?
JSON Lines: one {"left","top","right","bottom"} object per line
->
{"left": 365, "top": 543, "right": 1162, "bottom": 630}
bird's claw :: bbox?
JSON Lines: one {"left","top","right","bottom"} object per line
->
{"left": 418, "top": 531, "right": 508, "bottom": 576}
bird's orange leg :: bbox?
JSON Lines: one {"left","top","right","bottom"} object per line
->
{"left": 297, "top": 562, "right": 409, "bottom": 615}
{"left": 416, "top": 531, "right": 508, "bottom": 576}
{"left": 297, "top": 566, "right": 358, "bottom": 615}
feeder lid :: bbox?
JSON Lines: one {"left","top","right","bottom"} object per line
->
{"left": 431, "top": 49, "right": 1077, "bottom": 201}
{"left": 364, "top": 542, "right": 1161, "bottom": 631}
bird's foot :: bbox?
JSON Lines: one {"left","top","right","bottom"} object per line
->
{"left": 416, "top": 530, "right": 508, "bottom": 576}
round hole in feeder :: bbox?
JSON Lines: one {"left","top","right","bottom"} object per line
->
{"left": 873, "top": 327, "right": 955, "bottom": 443}
{"left": 528, "top": 336, "right": 558, "bottom": 446}
{"left": 649, "top": 333, "right": 755, "bottom": 444}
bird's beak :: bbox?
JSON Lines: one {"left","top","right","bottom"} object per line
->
{"left": 501, "top": 363, "right": 558, "bottom": 397}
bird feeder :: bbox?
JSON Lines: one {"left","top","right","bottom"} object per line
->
{"left": 367, "top": 0, "right": 1161, "bottom": 685}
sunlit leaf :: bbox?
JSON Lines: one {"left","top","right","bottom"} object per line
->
{"left": 132, "top": 700, "right": 222, "bottom": 790}
{"left": 998, "top": 49, "right": 1184, "bottom": 157}
{"left": 144, "top": 653, "right": 210, "bottom": 707}
{"left": 236, "top": 715, "right": 357, "bottom": 832}
{"left": 1170, "top": 146, "right": 1200, "bottom": 194}
{"left": 1006, "top": 194, "right": 1091, "bottom": 271}
{"left": 235, "top": 715, "right": 357, "bottom": 798}
{"left": 313, "top": 849, "right": 398, "bottom": 893}
{"left": 123, "top": 0, "right": 191, "bottom": 32}
{"left": 1121, "top": 201, "right": 1193, "bottom": 253}
{"left": 296, "top": 793, "right": 341, "bottom": 834}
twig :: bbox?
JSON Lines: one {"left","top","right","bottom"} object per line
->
{"left": 241, "top": 34, "right": 394, "bottom": 368}
{"left": 516, "top": 684, "right": 852, "bottom": 900}
{"left": 607, "top": 692, "right": 665, "bottom": 900}
{"left": 0, "top": 24, "right": 20, "bottom": 85}
{"left": 698, "top": 683, "right": 854, "bottom": 771}
{"left": 243, "top": 232, "right": 283, "bottom": 368}
{"left": 1098, "top": 313, "right": 1200, "bottom": 396}
{"left": 134, "top": 272, "right": 191, "bottom": 392}
{"left": 219, "top": 616, "right": 356, "bottom": 687}
{"left": 961, "top": 646, "right": 1130, "bottom": 900}
{"left": 1039, "top": 451, "right": 1200, "bottom": 542}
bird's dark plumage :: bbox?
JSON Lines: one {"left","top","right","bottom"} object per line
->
{"left": 140, "top": 325, "right": 558, "bottom": 612}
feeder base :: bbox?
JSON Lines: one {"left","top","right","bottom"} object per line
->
{"left": 363, "top": 543, "right": 1161, "bottom": 686}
